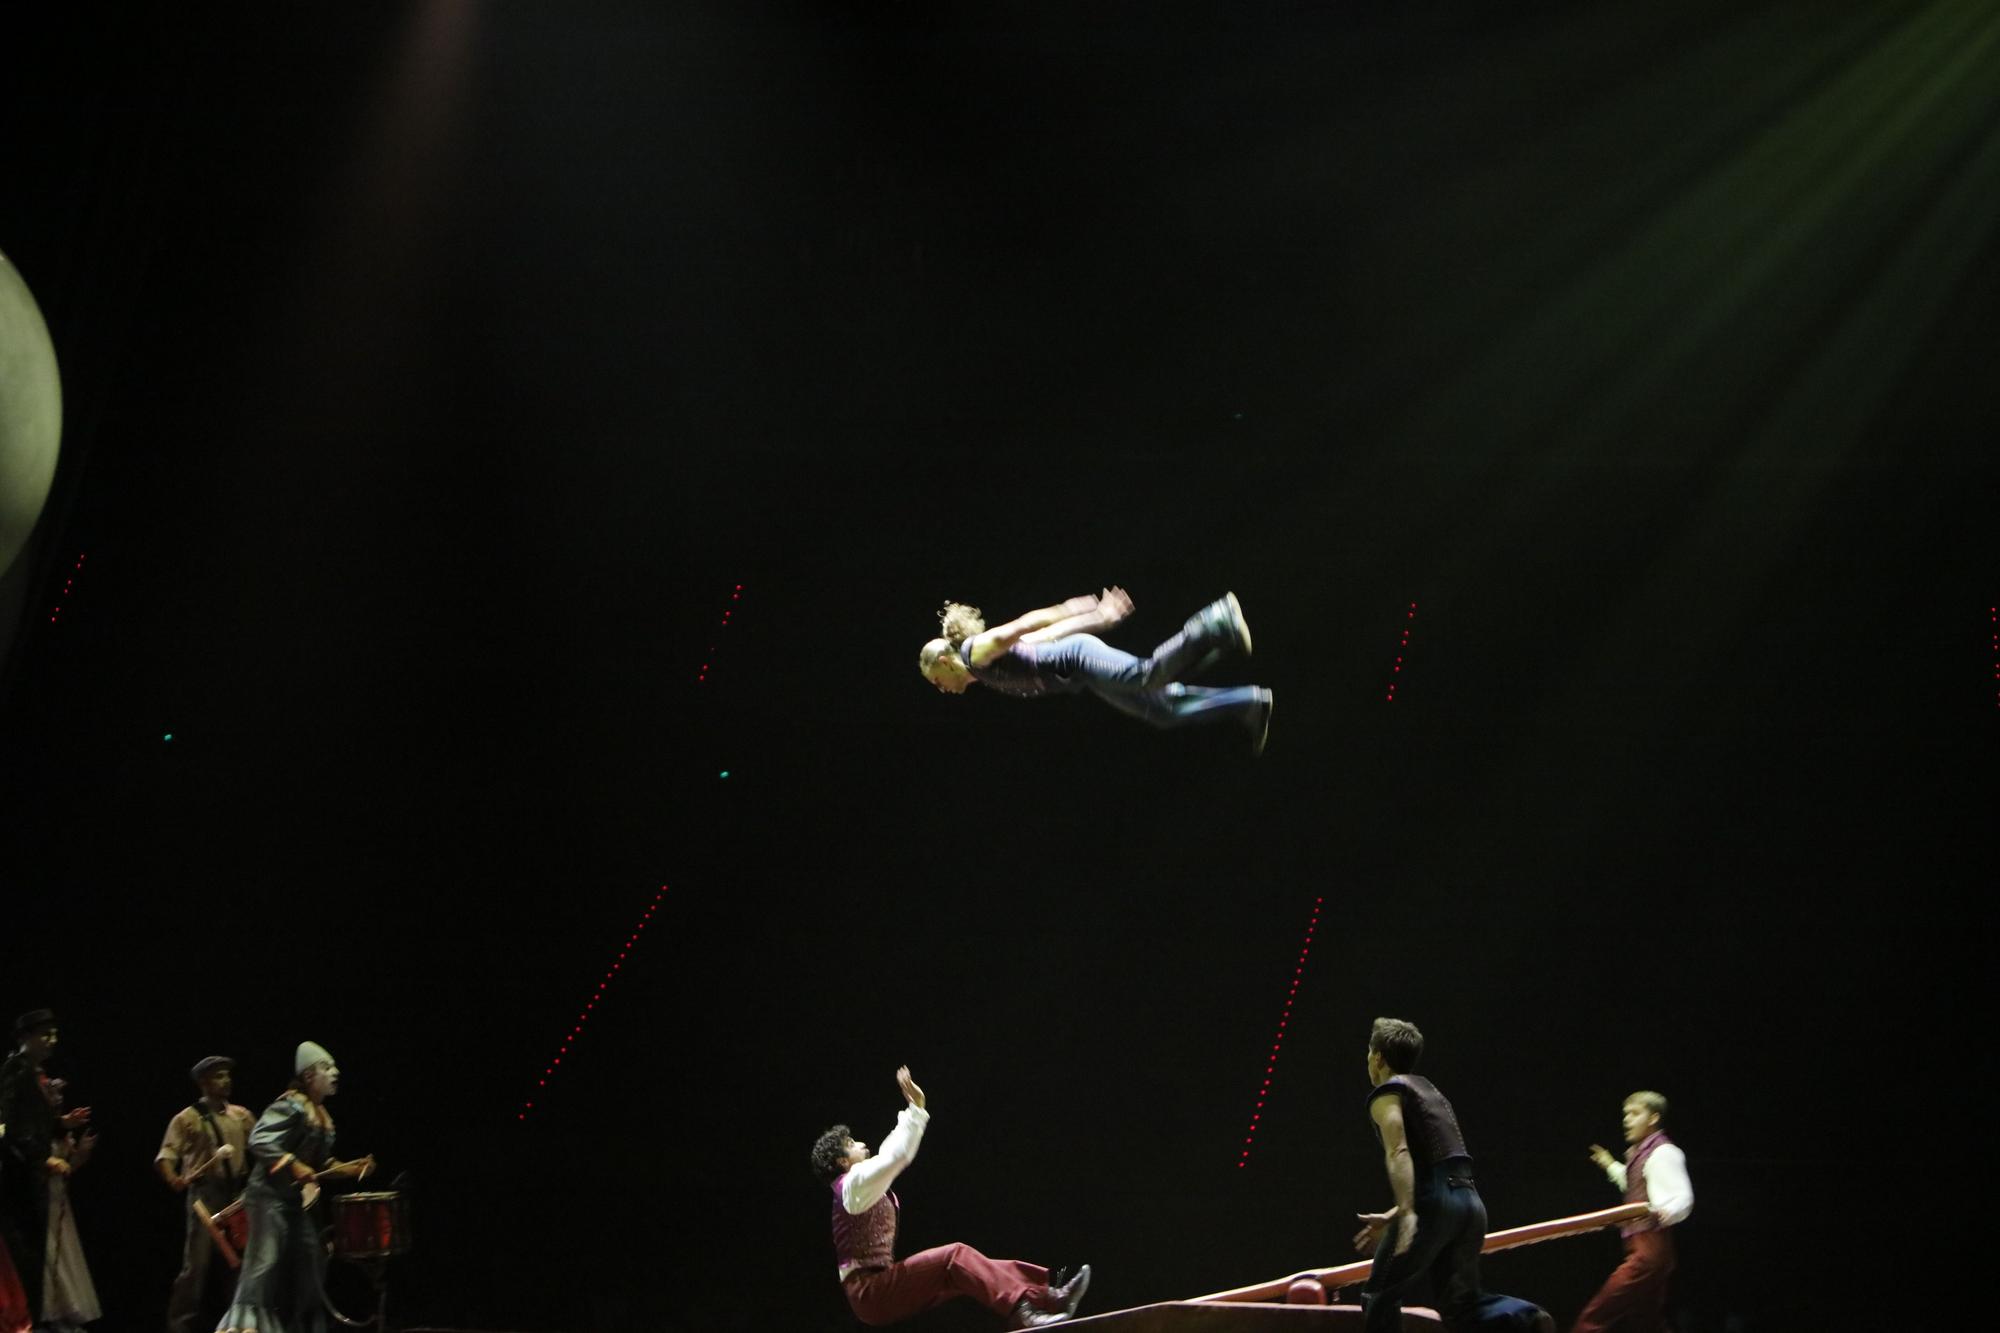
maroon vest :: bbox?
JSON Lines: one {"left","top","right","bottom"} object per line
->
{"left": 830, "top": 1174, "right": 899, "bottom": 1271}
{"left": 1621, "top": 1130, "right": 1674, "bottom": 1236}
{"left": 1370, "top": 1074, "right": 1471, "bottom": 1172}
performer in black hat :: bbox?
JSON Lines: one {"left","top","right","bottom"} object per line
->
{"left": 158, "top": 1056, "right": 254, "bottom": 1333}
{"left": 0, "top": 1010, "right": 87, "bottom": 1320}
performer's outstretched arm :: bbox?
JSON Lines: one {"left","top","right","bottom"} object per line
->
{"left": 841, "top": 1067, "right": 931, "bottom": 1215}
{"left": 1588, "top": 1143, "right": 1627, "bottom": 1190}
{"left": 1019, "top": 586, "right": 1134, "bottom": 646}
{"left": 966, "top": 593, "right": 1107, "bottom": 666}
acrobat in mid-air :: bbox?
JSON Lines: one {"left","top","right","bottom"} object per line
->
{"left": 917, "top": 586, "right": 1273, "bottom": 754}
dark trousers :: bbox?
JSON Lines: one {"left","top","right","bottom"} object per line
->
{"left": 1571, "top": 1228, "right": 1674, "bottom": 1333}
{"left": 1362, "top": 1169, "right": 1488, "bottom": 1333}
{"left": 165, "top": 1192, "right": 234, "bottom": 1333}
{"left": 843, "top": 1243, "right": 1050, "bottom": 1326}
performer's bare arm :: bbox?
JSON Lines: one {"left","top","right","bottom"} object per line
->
{"left": 966, "top": 593, "right": 1108, "bottom": 665}
{"left": 155, "top": 1113, "right": 189, "bottom": 1191}
{"left": 841, "top": 1066, "right": 932, "bottom": 1215}
{"left": 1370, "top": 1096, "right": 1419, "bottom": 1256}
{"left": 1019, "top": 586, "right": 1135, "bottom": 645}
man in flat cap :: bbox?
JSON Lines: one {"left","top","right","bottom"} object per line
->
{"left": 0, "top": 1009, "right": 88, "bottom": 1320}
{"left": 157, "top": 1056, "right": 253, "bottom": 1333}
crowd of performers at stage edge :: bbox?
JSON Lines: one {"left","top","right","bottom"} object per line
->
{"left": 816, "top": 1023, "right": 1691, "bottom": 1333}
{"left": 3, "top": 591, "right": 1691, "bottom": 1333}
{"left": 0, "top": 1011, "right": 375, "bottom": 1333}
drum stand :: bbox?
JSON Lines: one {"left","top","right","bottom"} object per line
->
{"left": 324, "top": 1255, "right": 392, "bottom": 1330}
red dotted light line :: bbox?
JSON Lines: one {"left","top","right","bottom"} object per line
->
{"left": 1385, "top": 602, "right": 1416, "bottom": 703}
{"left": 697, "top": 584, "right": 745, "bottom": 684}
{"left": 1238, "top": 895, "right": 1323, "bottom": 1167}
{"left": 519, "top": 884, "right": 669, "bottom": 1121}
{"left": 48, "top": 552, "right": 87, "bottom": 624}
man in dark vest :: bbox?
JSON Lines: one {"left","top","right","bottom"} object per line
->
{"left": 1573, "top": 1090, "right": 1692, "bottom": 1333}
{"left": 0, "top": 1009, "right": 88, "bottom": 1321}
{"left": 1352, "top": 1017, "right": 1551, "bottom": 1332}
{"left": 811, "top": 1066, "right": 1091, "bottom": 1329}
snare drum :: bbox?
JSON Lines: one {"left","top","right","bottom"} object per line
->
{"left": 332, "top": 1190, "right": 411, "bottom": 1259}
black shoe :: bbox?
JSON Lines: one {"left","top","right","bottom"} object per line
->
{"left": 1050, "top": 1262, "right": 1092, "bottom": 1316}
{"left": 1221, "top": 591, "right": 1252, "bottom": 656}
{"left": 1249, "top": 688, "right": 1273, "bottom": 757}
{"left": 1011, "top": 1298, "right": 1070, "bottom": 1328}
{"left": 1187, "top": 594, "right": 1253, "bottom": 663}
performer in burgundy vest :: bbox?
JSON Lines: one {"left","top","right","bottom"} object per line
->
{"left": 1352, "top": 1018, "right": 1552, "bottom": 1333}
{"left": 812, "top": 1067, "right": 1091, "bottom": 1329}
{"left": 1573, "top": 1091, "right": 1692, "bottom": 1333}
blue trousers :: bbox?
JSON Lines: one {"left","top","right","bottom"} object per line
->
{"left": 1017, "top": 620, "right": 1260, "bottom": 729}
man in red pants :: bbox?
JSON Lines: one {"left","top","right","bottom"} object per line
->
{"left": 813, "top": 1067, "right": 1090, "bottom": 1329}
{"left": 1572, "top": 1091, "right": 1693, "bottom": 1333}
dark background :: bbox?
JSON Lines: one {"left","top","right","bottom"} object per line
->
{"left": 2, "top": 3, "right": 1992, "bottom": 1330}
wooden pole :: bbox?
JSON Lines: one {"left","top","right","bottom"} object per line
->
{"left": 1189, "top": 1202, "right": 1650, "bottom": 1304}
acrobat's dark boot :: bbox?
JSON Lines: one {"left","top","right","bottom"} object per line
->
{"left": 1051, "top": 1264, "right": 1092, "bottom": 1316}
{"left": 1184, "top": 591, "right": 1253, "bottom": 658}
{"left": 1170, "top": 591, "right": 1255, "bottom": 680}
{"left": 1011, "top": 1300, "right": 1070, "bottom": 1328}
{"left": 1248, "top": 688, "right": 1274, "bottom": 757}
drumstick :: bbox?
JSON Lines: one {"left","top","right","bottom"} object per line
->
{"left": 193, "top": 1198, "right": 243, "bottom": 1269}
{"left": 182, "top": 1144, "right": 237, "bottom": 1186}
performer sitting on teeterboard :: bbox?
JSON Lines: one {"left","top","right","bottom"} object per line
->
{"left": 917, "top": 587, "right": 1273, "bottom": 754}
{"left": 813, "top": 1067, "right": 1090, "bottom": 1328}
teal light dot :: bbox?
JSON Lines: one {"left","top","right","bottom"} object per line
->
{"left": 718, "top": 770, "right": 730, "bottom": 779}
{"left": 163, "top": 733, "right": 174, "bottom": 742}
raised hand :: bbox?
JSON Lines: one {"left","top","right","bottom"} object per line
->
{"left": 1096, "top": 586, "right": 1134, "bottom": 625}
{"left": 1588, "top": 1144, "right": 1616, "bottom": 1169}
{"left": 896, "top": 1066, "right": 926, "bottom": 1110}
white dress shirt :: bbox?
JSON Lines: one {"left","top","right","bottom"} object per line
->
{"left": 841, "top": 1104, "right": 930, "bottom": 1215}
{"left": 1605, "top": 1141, "right": 1694, "bottom": 1226}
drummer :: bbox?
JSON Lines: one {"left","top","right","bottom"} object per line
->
{"left": 214, "top": 1042, "right": 374, "bottom": 1333}
{"left": 158, "top": 1055, "right": 255, "bottom": 1333}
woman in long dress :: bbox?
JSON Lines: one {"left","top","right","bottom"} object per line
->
{"left": 39, "top": 1078, "right": 100, "bottom": 1331}
{"left": 216, "top": 1043, "right": 373, "bottom": 1333}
